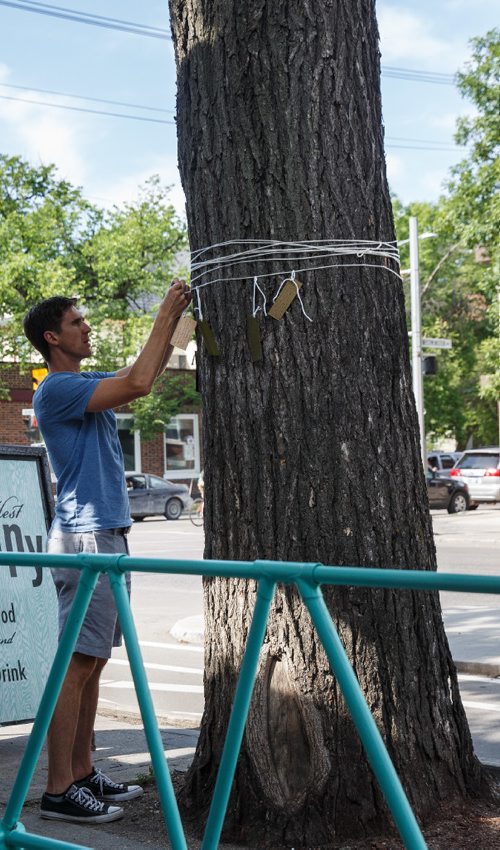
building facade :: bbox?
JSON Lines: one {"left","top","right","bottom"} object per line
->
{"left": 0, "top": 362, "right": 202, "bottom": 485}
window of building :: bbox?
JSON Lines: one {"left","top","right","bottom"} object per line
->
{"left": 165, "top": 414, "right": 200, "bottom": 479}
{"left": 116, "top": 415, "right": 141, "bottom": 472}
{"left": 22, "top": 409, "right": 43, "bottom": 444}
{"left": 21, "top": 409, "right": 140, "bottom": 476}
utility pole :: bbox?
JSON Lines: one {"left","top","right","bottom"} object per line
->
{"left": 409, "top": 216, "right": 426, "bottom": 470}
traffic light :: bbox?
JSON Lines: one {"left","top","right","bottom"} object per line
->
{"left": 422, "top": 355, "right": 437, "bottom": 376}
{"left": 31, "top": 367, "right": 48, "bottom": 391}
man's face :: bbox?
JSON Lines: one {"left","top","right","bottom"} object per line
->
{"left": 45, "top": 306, "right": 92, "bottom": 360}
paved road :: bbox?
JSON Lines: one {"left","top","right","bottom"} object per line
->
{"left": 99, "top": 508, "right": 500, "bottom": 763}
{"left": 101, "top": 517, "right": 204, "bottom": 722}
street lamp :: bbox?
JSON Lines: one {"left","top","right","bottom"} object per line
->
{"left": 399, "top": 218, "right": 437, "bottom": 470}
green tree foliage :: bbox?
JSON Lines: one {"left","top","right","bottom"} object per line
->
{"left": 0, "top": 154, "right": 98, "bottom": 360}
{"left": 393, "top": 198, "right": 497, "bottom": 449}
{"left": 0, "top": 157, "right": 197, "bottom": 434}
{"left": 393, "top": 30, "right": 499, "bottom": 449}
{"left": 443, "top": 29, "right": 500, "bottom": 253}
{"left": 131, "top": 372, "right": 200, "bottom": 441}
{"left": 80, "top": 175, "right": 188, "bottom": 369}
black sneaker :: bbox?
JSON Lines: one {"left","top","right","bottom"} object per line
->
{"left": 75, "top": 767, "right": 143, "bottom": 802}
{"left": 40, "top": 783, "right": 124, "bottom": 823}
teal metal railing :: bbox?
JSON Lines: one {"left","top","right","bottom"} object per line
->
{"left": 2, "top": 552, "right": 500, "bottom": 850}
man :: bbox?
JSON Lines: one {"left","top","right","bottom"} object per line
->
{"left": 23, "top": 281, "right": 191, "bottom": 824}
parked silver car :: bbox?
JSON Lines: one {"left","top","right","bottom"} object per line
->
{"left": 450, "top": 448, "right": 500, "bottom": 504}
{"left": 125, "top": 472, "right": 192, "bottom": 521}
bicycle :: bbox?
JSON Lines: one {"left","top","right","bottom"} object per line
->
{"left": 189, "top": 497, "right": 204, "bottom": 527}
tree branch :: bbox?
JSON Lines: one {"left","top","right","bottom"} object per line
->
{"left": 421, "top": 241, "right": 464, "bottom": 298}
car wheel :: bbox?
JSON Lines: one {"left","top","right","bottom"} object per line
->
{"left": 448, "top": 492, "right": 468, "bottom": 514}
{"left": 165, "top": 498, "right": 183, "bottom": 520}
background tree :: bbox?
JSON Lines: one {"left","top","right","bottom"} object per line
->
{"left": 169, "top": 1, "right": 488, "bottom": 846}
{"left": 0, "top": 159, "right": 195, "bottom": 434}
{"left": 80, "top": 175, "right": 194, "bottom": 431}
{"left": 0, "top": 154, "right": 98, "bottom": 363}
{"left": 80, "top": 175, "right": 188, "bottom": 367}
{"left": 443, "top": 29, "right": 499, "bottom": 254}
{"left": 438, "top": 29, "right": 500, "bottom": 438}
{"left": 392, "top": 31, "right": 499, "bottom": 449}
{"left": 392, "top": 199, "right": 497, "bottom": 448}
{"left": 131, "top": 371, "right": 200, "bottom": 441}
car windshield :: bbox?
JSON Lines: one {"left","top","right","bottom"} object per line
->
{"left": 150, "top": 475, "right": 167, "bottom": 489}
{"left": 458, "top": 453, "right": 500, "bottom": 469}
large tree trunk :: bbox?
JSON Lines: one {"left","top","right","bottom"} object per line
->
{"left": 168, "top": 1, "right": 487, "bottom": 845}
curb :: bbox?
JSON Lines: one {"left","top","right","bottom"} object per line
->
{"left": 455, "top": 660, "right": 500, "bottom": 678}
{"left": 171, "top": 614, "right": 204, "bottom": 645}
{"left": 170, "top": 618, "right": 500, "bottom": 682}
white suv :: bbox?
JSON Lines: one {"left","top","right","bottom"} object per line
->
{"left": 450, "top": 448, "right": 500, "bottom": 503}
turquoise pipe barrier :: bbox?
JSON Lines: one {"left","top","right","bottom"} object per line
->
{"left": 201, "top": 578, "right": 276, "bottom": 850}
{"left": 0, "top": 822, "right": 90, "bottom": 849}
{"left": 3, "top": 551, "right": 498, "bottom": 849}
{"left": 298, "top": 578, "right": 427, "bottom": 850}
{"left": 1, "top": 562, "right": 99, "bottom": 839}
{"left": 109, "top": 570, "right": 188, "bottom": 850}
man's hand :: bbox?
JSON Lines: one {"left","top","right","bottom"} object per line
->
{"left": 87, "top": 279, "right": 193, "bottom": 412}
{"left": 160, "top": 279, "right": 192, "bottom": 319}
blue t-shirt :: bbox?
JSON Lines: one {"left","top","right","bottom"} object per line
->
{"left": 33, "top": 371, "right": 132, "bottom": 532}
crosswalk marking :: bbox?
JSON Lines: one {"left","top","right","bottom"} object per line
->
{"left": 458, "top": 674, "right": 500, "bottom": 685}
{"left": 101, "top": 680, "right": 203, "bottom": 694}
{"left": 168, "top": 711, "right": 202, "bottom": 718}
{"left": 138, "top": 640, "right": 203, "bottom": 653}
{"left": 462, "top": 700, "right": 500, "bottom": 713}
{"left": 108, "top": 658, "right": 203, "bottom": 676}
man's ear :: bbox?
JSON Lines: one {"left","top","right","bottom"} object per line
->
{"left": 43, "top": 329, "right": 59, "bottom": 347}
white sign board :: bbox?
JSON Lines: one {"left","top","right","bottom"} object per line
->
{"left": 0, "top": 445, "right": 57, "bottom": 724}
{"left": 422, "top": 337, "right": 453, "bottom": 350}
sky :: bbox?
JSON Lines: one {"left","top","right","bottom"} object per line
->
{"left": 0, "top": 0, "right": 498, "bottom": 219}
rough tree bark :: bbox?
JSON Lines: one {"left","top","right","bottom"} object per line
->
{"left": 168, "top": 1, "right": 489, "bottom": 846}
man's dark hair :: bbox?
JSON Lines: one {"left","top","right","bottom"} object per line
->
{"left": 23, "top": 296, "right": 77, "bottom": 363}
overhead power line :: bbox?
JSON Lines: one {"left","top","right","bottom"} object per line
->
{"left": 0, "top": 82, "right": 175, "bottom": 114}
{"left": 0, "top": 90, "right": 464, "bottom": 152}
{"left": 0, "top": 93, "right": 176, "bottom": 125}
{"left": 0, "top": 1, "right": 457, "bottom": 87}
{"left": 382, "top": 66, "right": 455, "bottom": 85}
{"left": 0, "top": 0, "right": 171, "bottom": 38}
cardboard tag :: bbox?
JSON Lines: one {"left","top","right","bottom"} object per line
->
{"left": 268, "top": 279, "right": 302, "bottom": 320}
{"left": 198, "top": 321, "right": 220, "bottom": 356}
{"left": 171, "top": 315, "right": 197, "bottom": 350}
{"left": 247, "top": 316, "right": 262, "bottom": 362}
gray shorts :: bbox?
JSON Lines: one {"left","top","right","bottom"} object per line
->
{"left": 48, "top": 528, "right": 131, "bottom": 660}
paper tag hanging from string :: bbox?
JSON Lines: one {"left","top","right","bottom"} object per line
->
{"left": 268, "top": 277, "right": 303, "bottom": 320}
{"left": 171, "top": 315, "right": 197, "bottom": 351}
{"left": 247, "top": 316, "right": 262, "bottom": 362}
{"left": 198, "top": 321, "right": 220, "bottom": 356}
{"left": 247, "top": 276, "right": 265, "bottom": 361}
{"left": 193, "top": 286, "right": 219, "bottom": 356}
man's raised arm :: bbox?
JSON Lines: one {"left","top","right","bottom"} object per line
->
{"left": 86, "top": 280, "right": 191, "bottom": 413}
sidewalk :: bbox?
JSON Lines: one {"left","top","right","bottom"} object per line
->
{"left": 0, "top": 711, "right": 243, "bottom": 850}
{"left": 443, "top": 606, "right": 500, "bottom": 676}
